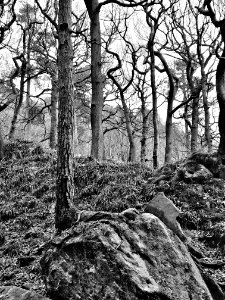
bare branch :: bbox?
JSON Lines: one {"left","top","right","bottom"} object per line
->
{"left": 98, "top": 0, "right": 148, "bottom": 12}
{"left": 34, "top": 0, "right": 58, "bottom": 31}
{"left": 0, "top": 0, "right": 17, "bottom": 44}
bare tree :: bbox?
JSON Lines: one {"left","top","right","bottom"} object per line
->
{"left": 107, "top": 46, "right": 137, "bottom": 162}
{"left": 0, "top": 0, "right": 17, "bottom": 45}
{"left": 8, "top": 53, "right": 26, "bottom": 139}
{"left": 133, "top": 69, "right": 151, "bottom": 164}
{"left": 154, "top": 51, "right": 179, "bottom": 164}
{"left": 143, "top": 0, "right": 179, "bottom": 167}
{"left": 83, "top": 0, "right": 148, "bottom": 160}
{"left": 83, "top": 0, "right": 104, "bottom": 160}
{"left": 167, "top": 1, "right": 216, "bottom": 153}
{"left": 199, "top": 0, "right": 225, "bottom": 161}
{"left": 144, "top": 3, "right": 159, "bottom": 168}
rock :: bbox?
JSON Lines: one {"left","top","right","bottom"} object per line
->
{"left": 188, "top": 152, "right": 220, "bottom": 177}
{"left": 0, "top": 230, "right": 5, "bottom": 246}
{"left": 41, "top": 212, "right": 213, "bottom": 300}
{"left": 17, "top": 255, "right": 36, "bottom": 267}
{"left": 31, "top": 145, "right": 44, "bottom": 155}
{"left": 0, "top": 286, "right": 50, "bottom": 300}
{"left": 144, "top": 192, "right": 186, "bottom": 241}
{"left": 219, "top": 165, "right": 225, "bottom": 180}
{"left": 173, "top": 161, "right": 213, "bottom": 184}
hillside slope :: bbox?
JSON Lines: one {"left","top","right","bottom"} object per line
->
{"left": 0, "top": 141, "right": 225, "bottom": 296}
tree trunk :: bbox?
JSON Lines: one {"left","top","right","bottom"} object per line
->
{"left": 25, "top": 76, "right": 31, "bottom": 140}
{"left": 140, "top": 95, "right": 148, "bottom": 164}
{"left": 184, "top": 103, "right": 191, "bottom": 152}
{"left": 25, "top": 34, "right": 31, "bottom": 140}
{"left": 9, "top": 57, "right": 26, "bottom": 140}
{"left": 198, "top": 2, "right": 225, "bottom": 161}
{"left": 49, "top": 73, "right": 58, "bottom": 149}
{"left": 55, "top": 0, "right": 78, "bottom": 231}
{"left": 0, "top": 127, "right": 4, "bottom": 160}
{"left": 84, "top": 0, "right": 104, "bottom": 160}
{"left": 154, "top": 51, "right": 179, "bottom": 164}
{"left": 216, "top": 46, "right": 225, "bottom": 161}
{"left": 201, "top": 63, "right": 212, "bottom": 153}
{"left": 165, "top": 107, "right": 173, "bottom": 164}
{"left": 191, "top": 97, "right": 199, "bottom": 153}
{"left": 149, "top": 42, "right": 158, "bottom": 169}
{"left": 164, "top": 75, "right": 179, "bottom": 164}
{"left": 120, "top": 92, "right": 136, "bottom": 162}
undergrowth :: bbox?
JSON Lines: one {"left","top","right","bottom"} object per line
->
{"left": 0, "top": 141, "right": 225, "bottom": 295}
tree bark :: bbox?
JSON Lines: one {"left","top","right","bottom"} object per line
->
{"left": 106, "top": 46, "right": 136, "bottom": 162}
{"left": 201, "top": 63, "right": 212, "bottom": 153}
{"left": 184, "top": 103, "right": 191, "bottom": 152}
{"left": 155, "top": 51, "right": 179, "bottom": 164}
{"left": 190, "top": 97, "right": 199, "bottom": 153}
{"left": 25, "top": 33, "right": 31, "bottom": 140}
{"left": 140, "top": 92, "right": 148, "bottom": 164}
{"left": 9, "top": 56, "right": 26, "bottom": 140}
{"left": 149, "top": 41, "right": 158, "bottom": 169}
{"left": 49, "top": 73, "right": 58, "bottom": 149}
{"left": 84, "top": 0, "right": 104, "bottom": 160}
{"left": 120, "top": 92, "right": 136, "bottom": 162}
{"left": 55, "top": 0, "right": 78, "bottom": 230}
{"left": 198, "top": 2, "right": 225, "bottom": 160}
{"left": 216, "top": 46, "right": 225, "bottom": 161}
{"left": 0, "top": 127, "right": 4, "bottom": 160}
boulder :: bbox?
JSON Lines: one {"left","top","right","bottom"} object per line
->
{"left": 0, "top": 286, "right": 50, "bottom": 300}
{"left": 173, "top": 161, "right": 213, "bottom": 184}
{"left": 188, "top": 152, "right": 220, "bottom": 177}
{"left": 144, "top": 192, "right": 186, "bottom": 241}
{"left": 219, "top": 165, "right": 225, "bottom": 180}
{"left": 41, "top": 212, "right": 213, "bottom": 300}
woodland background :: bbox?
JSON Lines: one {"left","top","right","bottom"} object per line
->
{"left": 0, "top": 0, "right": 223, "bottom": 168}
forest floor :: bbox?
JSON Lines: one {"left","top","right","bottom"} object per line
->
{"left": 0, "top": 140, "right": 225, "bottom": 296}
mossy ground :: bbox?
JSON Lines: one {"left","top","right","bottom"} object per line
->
{"left": 0, "top": 141, "right": 225, "bottom": 296}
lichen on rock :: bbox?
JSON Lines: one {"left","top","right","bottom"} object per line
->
{"left": 41, "top": 212, "right": 213, "bottom": 300}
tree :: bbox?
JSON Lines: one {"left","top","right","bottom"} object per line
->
{"left": 8, "top": 53, "right": 27, "bottom": 140}
{"left": 167, "top": 1, "right": 216, "bottom": 153}
{"left": 199, "top": 0, "right": 225, "bottom": 161}
{"left": 55, "top": 0, "right": 78, "bottom": 230}
{"left": 106, "top": 11, "right": 139, "bottom": 162}
{"left": 0, "top": 0, "right": 17, "bottom": 45}
{"left": 107, "top": 46, "right": 137, "bottom": 162}
{"left": 49, "top": 65, "right": 58, "bottom": 149}
{"left": 154, "top": 51, "right": 179, "bottom": 164}
{"left": 83, "top": 0, "right": 104, "bottom": 160}
{"left": 83, "top": 0, "right": 148, "bottom": 161}
{"left": 133, "top": 69, "right": 151, "bottom": 164}
{"left": 0, "top": 0, "right": 18, "bottom": 155}
{"left": 143, "top": 0, "right": 179, "bottom": 167}
{"left": 144, "top": 3, "right": 159, "bottom": 169}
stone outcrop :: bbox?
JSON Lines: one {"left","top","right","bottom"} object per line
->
{"left": 0, "top": 286, "right": 50, "bottom": 300}
{"left": 41, "top": 211, "right": 214, "bottom": 300}
{"left": 188, "top": 152, "right": 220, "bottom": 177}
{"left": 173, "top": 161, "right": 213, "bottom": 184}
{"left": 144, "top": 192, "right": 186, "bottom": 241}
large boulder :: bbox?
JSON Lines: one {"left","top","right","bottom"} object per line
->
{"left": 41, "top": 212, "right": 214, "bottom": 300}
{"left": 144, "top": 192, "right": 186, "bottom": 241}
{"left": 173, "top": 161, "right": 213, "bottom": 184}
{"left": 188, "top": 152, "right": 220, "bottom": 177}
{"left": 0, "top": 286, "right": 50, "bottom": 300}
